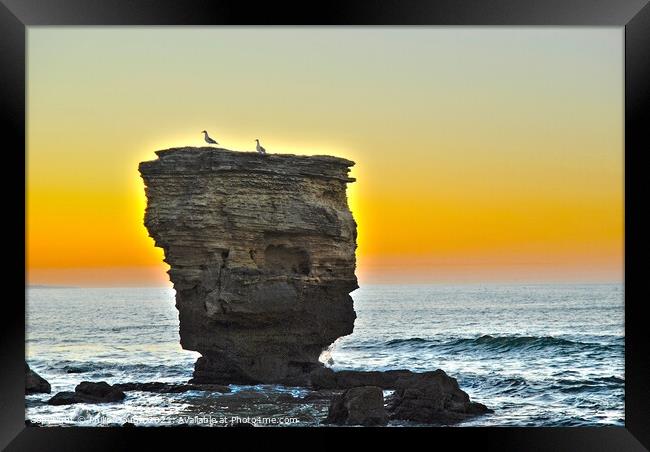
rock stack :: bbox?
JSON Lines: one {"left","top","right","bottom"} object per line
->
{"left": 139, "top": 146, "right": 491, "bottom": 424}
{"left": 140, "top": 147, "right": 358, "bottom": 385}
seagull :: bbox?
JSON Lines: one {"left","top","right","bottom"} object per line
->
{"left": 255, "top": 139, "right": 266, "bottom": 155}
{"left": 201, "top": 130, "right": 219, "bottom": 145}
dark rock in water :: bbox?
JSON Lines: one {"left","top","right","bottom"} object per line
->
{"left": 310, "top": 368, "right": 413, "bottom": 390}
{"left": 387, "top": 369, "right": 492, "bottom": 424}
{"left": 25, "top": 419, "right": 43, "bottom": 427}
{"left": 75, "top": 381, "right": 126, "bottom": 401}
{"left": 48, "top": 381, "right": 126, "bottom": 405}
{"left": 122, "top": 422, "right": 136, "bottom": 427}
{"left": 325, "top": 386, "right": 387, "bottom": 426}
{"left": 140, "top": 148, "right": 358, "bottom": 385}
{"left": 114, "top": 381, "right": 230, "bottom": 394}
{"left": 47, "top": 392, "right": 79, "bottom": 405}
{"left": 336, "top": 370, "right": 414, "bottom": 389}
{"left": 311, "top": 368, "right": 491, "bottom": 423}
{"left": 25, "top": 362, "right": 51, "bottom": 394}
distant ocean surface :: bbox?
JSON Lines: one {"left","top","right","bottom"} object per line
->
{"left": 26, "top": 283, "right": 624, "bottom": 427}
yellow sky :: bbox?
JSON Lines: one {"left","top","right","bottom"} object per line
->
{"left": 26, "top": 27, "right": 623, "bottom": 286}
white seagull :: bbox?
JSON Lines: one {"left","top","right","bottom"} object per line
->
{"left": 201, "top": 130, "right": 219, "bottom": 145}
{"left": 255, "top": 139, "right": 266, "bottom": 155}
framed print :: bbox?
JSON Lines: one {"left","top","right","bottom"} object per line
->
{"left": 1, "top": 0, "right": 648, "bottom": 450}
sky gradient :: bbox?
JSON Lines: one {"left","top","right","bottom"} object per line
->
{"left": 27, "top": 27, "right": 623, "bottom": 286}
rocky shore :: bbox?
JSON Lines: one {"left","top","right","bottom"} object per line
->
{"left": 32, "top": 370, "right": 490, "bottom": 425}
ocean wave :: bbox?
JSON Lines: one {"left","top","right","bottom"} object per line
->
{"left": 34, "top": 359, "right": 194, "bottom": 382}
{"left": 462, "top": 373, "right": 624, "bottom": 401}
{"left": 382, "top": 335, "right": 621, "bottom": 353}
{"left": 450, "top": 335, "right": 577, "bottom": 350}
{"left": 385, "top": 338, "right": 429, "bottom": 346}
{"left": 552, "top": 375, "right": 625, "bottom": 393}
{"left": 484, "top": 376, "right": 531, "bottom": 395}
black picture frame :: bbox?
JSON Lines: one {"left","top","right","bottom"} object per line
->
{"left": 2, "top": 0, "right": 648, "bottom": 449}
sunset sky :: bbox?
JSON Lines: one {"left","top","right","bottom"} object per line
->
{"left": 27, "top": 27, "right": 623, "bottom": 286}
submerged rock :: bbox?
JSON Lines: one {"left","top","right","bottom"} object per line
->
{"left": 325, "top": 386, "right": 387, "bottom": 426}
{"left": 139, "top": 148, "right": 358, "bottom": 385}
{"left": 48, "top": 381, "right": 126, "bottom": 405}
{"left": 25, "top": 362, "right": 51, "bottom": 394}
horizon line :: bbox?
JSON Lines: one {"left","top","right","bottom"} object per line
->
{"left": 26, "top": 280, "right": 624, "bottom": 289}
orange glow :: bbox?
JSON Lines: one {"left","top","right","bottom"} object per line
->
{"left": 26, "top": 27, "right": 623, "bottom": 285}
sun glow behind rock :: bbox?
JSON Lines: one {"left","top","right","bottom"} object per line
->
{"left": 26, "top": 27, "right": 623, "bottom": 286}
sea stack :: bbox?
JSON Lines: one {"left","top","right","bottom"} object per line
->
{"left": 139, "top": 147, "right": 358, "bottom": 385}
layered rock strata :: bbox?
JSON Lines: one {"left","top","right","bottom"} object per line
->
{"left": 139, "top": 147, "right": 358, "bottom": 384}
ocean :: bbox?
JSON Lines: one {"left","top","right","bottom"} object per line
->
{"left": 25, "top": 283, "right": 624, "bottom": 427}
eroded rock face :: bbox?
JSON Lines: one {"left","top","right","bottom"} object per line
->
{"left": 139, "top": 147, "right": 358, "bottom": 385}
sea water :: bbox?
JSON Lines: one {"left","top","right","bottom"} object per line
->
{"left": 25, "top": 283, "right": 624, "bottom": 426}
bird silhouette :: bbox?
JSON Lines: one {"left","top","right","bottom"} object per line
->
{"left": 255, "top": 139, "right": 266, "bottom": 155}
{"left": 201, "top": 130, "right": 219, "bottom": 145}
